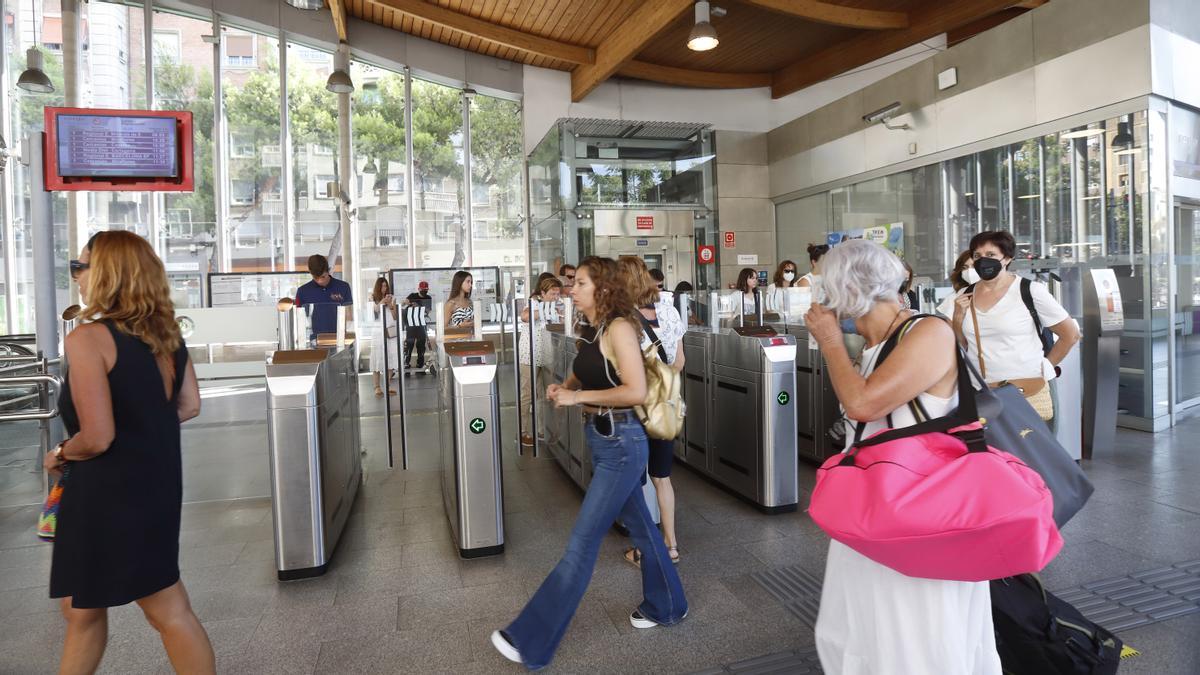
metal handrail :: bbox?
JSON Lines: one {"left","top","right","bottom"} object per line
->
{"left": 0, "top": 374, "right": 62, "bottom": 422}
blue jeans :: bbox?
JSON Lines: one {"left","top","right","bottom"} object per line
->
{"left": 505, "top": 417, "right": 688, "bottom": 670}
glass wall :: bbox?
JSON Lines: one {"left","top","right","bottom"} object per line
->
{"left": 469, "top": 93, "right": 524, "bottom": 275}
{"left": 221, "top": 28, "right": 282, "bottom": 273}
{"left": 4, "top": 0, "right": 68, "bottom": 332}
{"left": 775, "top": 110, "right": 1165, "bottom": 425}
{"left": 286, "top": 41, "right": 338, "bottom": 269}
{"left": 152, "top": 9, "right": 216, "bottom": 308}
{"left": 410, "top": 78, "right": 466, "bottom": 268}
{"left": 1, "top": 1, "right": 525, "bottom": 335}
{"left": 351, "top": 59, "right": 407, "bottom": 280}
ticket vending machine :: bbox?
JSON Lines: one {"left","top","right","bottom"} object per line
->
{"left": 1082, "top": 268, "right": 1124, "bottom": 458}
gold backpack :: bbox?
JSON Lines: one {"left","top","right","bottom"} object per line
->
{"left": 602, "top": 317, "right": 685, "bottom": 440}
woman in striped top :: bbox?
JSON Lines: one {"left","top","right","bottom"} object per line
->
{"left": 444, "top": 271, "right": 475, "bottom": 328}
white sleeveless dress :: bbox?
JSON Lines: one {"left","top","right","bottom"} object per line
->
{"left": 815, "top": 323, "right": 1001, "bottom": 675}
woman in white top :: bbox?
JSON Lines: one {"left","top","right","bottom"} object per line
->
{"left": 766, "top": 260, "right": 799, "bottom": 310}
{"left": 618, "top": 256, "right": 686, "bottom": 567}
{"left": 518, "top": 276, "right": 563, "bottom": 446}
{"left": 368, "top": 277, "right": 400, "bottom": 397}
{"left": 732, "top": 268, "right": 760, "bottom": 314}
{"left": 804, "top": 239, "right": 1001, "bottom": 675}
{"left": 798, "top": 243, "right": 830, "bottom": 290}
{"left": 941, "top": 231, "right": 1080, "bottom": 421}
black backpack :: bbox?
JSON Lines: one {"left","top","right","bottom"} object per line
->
{"left": 990, "top": 574, "right": 1123, "bottom": 675}
{"left": 965, "top": 277, "right": 1055, "bottom": 355}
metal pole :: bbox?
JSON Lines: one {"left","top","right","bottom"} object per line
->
{"left": 1, "top": 0, "right": 18, "bottom": 332}
{"left": 62, "top": 0, "right": 83, "bottom": 296}
{"left": 512, "top": 296, "right": 523, "bottom": 456}
{"left": 404, "top": 69, "right": 416, "bottom": 269}
{"left": 381, "top": 298, "right": 395, "bottom": 469}
{"left": 28, "top": 134, "right": 57, "bottom": 364}
{"left": 279, "top": 37, "right": 294, "bottom": 271}
{"left": 336, "top": 42, "right": 355, "bottom": 295}
{"left": 211, "top": 8, "right": 229, "bottom": 274}
{"left": 145, "top": 0, "right": 163, "bottom": 258}
{"left": 462, "top": 91, "right": 474, "bottom": 266}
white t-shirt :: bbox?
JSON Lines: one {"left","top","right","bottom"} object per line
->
{"left": 937, "top": 276, "right": 1073, "bottom": 383}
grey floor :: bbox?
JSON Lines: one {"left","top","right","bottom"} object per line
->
{"left": 2, "top": 375, "right": 1200, "bottom": 673}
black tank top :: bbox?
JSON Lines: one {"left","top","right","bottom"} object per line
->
{"left": 573, "top": 325, "right": 622, "bottom": 390}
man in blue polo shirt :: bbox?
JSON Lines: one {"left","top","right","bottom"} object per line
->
{"left": 295, "top": 254, "right": 353, "bottom": 341}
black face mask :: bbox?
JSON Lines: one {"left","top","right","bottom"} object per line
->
{"left": 974, "top": 257, "right": 1004, "bottom": 281}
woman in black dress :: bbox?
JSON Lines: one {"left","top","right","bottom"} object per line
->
{"left": 43, "top": 231, "right": 214, "bottom": 674}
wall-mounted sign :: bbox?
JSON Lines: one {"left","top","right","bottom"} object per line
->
{"left": 635, "top": 215, "right": 654, "bottom": 230}
{"left": 698, "top": 245, "right": 716, "bottom": 265}
{"left": 723, "top": 231, "right": 736, "bottom": 248}
{"left": 636, "top": 239, "right": 649, "bottom": 247}
{"left": 827, "top": 222, "right": 904, "bottom": 257}
{"left": 737, "top": 254, "right": 758, "bottom": 265}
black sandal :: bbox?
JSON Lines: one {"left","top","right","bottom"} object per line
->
{"left": 622, "top": 547, "right": 642, "bottom": 569}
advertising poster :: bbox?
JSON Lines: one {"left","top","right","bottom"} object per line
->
{"left": 827, "top": 222, "right": 904, "bottom": 258}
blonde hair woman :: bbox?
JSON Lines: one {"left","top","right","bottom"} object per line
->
{"left": 45, "top": 231, "right": 214, "bottom": 673}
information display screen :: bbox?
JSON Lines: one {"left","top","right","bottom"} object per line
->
{"left": 55, "top": 114, "right": 179, "bottom": 178}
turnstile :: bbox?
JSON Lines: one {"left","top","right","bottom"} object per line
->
{"left": 438, "top": 341, "right": 505, "bottom": 558}
{"left": 265, "top": 346, "right": 362, "bottom": 580}
{"left": 679, "top": 326, "right": 798, "bottom": 513}
{"left": 786, "top": 325, "right": 864, "bottom": 463}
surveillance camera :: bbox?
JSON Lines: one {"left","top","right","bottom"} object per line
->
{"left": 863, "top": 102, "right": 903, "bottom": 124}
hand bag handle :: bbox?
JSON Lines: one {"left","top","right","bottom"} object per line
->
{"left": 844, "top": 315, "right": 992, "bottom": 458}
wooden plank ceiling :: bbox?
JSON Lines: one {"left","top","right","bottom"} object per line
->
{"left": 337, "top": 0, "right": 1045, "bottom": 101}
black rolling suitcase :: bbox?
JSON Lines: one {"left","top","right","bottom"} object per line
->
{"left": 990, "top": 574, "right": 1123, "bottom": 675}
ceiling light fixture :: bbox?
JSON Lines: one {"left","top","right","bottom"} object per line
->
{"left": 326, "top": 42, "right": 354, "bottom": 94}
{"left": 17, "top": 47, "right": 53, "bottom": 93}
{"left": 688, "top": 1, "right": 723, "bottom": 52}
{"left": 18, "top": 4, "right": 53, "bottom": 94}
{"left": 282, "top": 0, "right": 324, "bottom": 9}
{"left": 1112, "top": 119, "right": 1134, "bottom": 148}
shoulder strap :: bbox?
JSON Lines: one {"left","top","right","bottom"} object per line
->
{"left": 635, "top": 313, "right": 669, "bottom": 364}
{"left": 969, "top": 296, "right": 987, "bottom": 380}
{"left": 1019, "top": 277, "right": 1044, "bottom": 336}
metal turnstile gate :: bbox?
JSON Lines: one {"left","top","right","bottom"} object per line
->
{"left": 439, "top": 341, "right": 505, "bottom": 558}
{"left": 265, "top": 346, "right": 362, "bottom": 580}
{"left": 709, "top": 326, "right": 799, "bottom": 513}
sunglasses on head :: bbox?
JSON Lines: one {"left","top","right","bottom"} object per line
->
{"left": 69, "top": 260, "right": 89, "bottom": 278}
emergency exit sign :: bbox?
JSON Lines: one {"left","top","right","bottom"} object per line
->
{"left": 635, "top": 215, "right": 654, "bottom": 230}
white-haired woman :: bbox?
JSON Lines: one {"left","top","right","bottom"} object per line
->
{"left": 804, "top": 240, "right": 1000, "bottom": 674}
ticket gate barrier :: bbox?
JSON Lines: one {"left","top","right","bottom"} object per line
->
{"left": 439, "top": 341, "right": 505, "bottom": 558}
{"left": 785, "top": 325, "right": 865, "bottom": 463}
{"left": 678, "top": 326, "right": 798, "bottom": 513}
{"left": 265, "top": 346, "right": 362, "bottom": 580}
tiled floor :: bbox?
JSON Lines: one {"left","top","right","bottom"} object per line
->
{"left": 2, "top": 377, "right": 1200, "bottom": 673}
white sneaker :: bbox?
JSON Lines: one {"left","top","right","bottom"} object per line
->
{"left": 630, "top": 608, "right": 687, "bottom": 629}
{"left": 490, "top": 630, "right": 522, "bottom": 664}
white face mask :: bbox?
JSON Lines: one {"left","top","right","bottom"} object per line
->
{"left": 783, "top": 271, "right": 796, "bottom": 282}
{"left": 962, "top": 267, "right": 982, "bottom": 285}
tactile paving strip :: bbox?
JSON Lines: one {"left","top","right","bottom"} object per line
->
{"left": 1054, "top": 559, "right": 1200, "bottom": 632}
{"left": 748, "top": 565, "right": 823, "bottom": 629}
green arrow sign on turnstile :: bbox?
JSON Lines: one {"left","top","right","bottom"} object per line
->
{"left": 777, "top": 391, "right": 790, "bottom": 406}
{"left": 469, "top": 417, "right": 487, "bottom": 434}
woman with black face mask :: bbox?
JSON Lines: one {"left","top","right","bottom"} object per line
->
{"left": 941, "top": 231, "right": 1081, "bottom": 422}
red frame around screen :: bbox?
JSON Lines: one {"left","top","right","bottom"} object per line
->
{"left": 43, "top": 107, "right": 194, "bottom": 192}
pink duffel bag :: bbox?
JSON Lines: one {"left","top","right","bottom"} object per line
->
{"left": 808, "top": 334, "right": 1062, "bottom": 582}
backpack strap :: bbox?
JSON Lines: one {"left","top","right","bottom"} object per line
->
{"left": 849, "top": 314, "right": 933, "bottom": 443}
{"left": 1020, "top": 276, "right": 1055, "bottom": 355}
{"left": 635, "top": 313, "right": 669, "bottom": 364}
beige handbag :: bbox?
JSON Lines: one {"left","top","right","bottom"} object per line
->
{"left": 601, "top": 320, "right": 685, "bottom": 440}
{"left": 970, "top": 298, "right": 1054, "bottom": 422}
